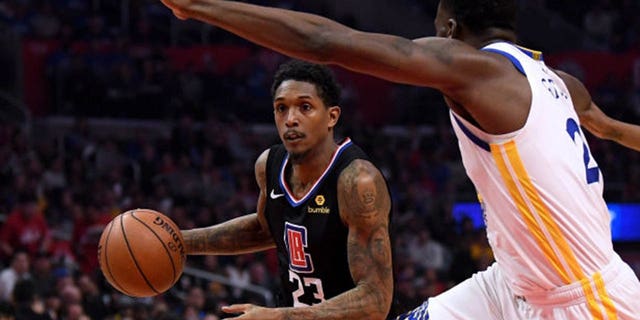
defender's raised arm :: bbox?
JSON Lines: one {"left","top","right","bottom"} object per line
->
{"left": 160, "top": 0, "right": 497, "bottom": 90}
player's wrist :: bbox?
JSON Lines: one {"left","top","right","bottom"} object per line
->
{"left": 277, "top": 307, "right": 292, "bottom": 320}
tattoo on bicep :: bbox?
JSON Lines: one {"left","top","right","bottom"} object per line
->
{"left": 361, "top": 188, "right": 376, "bottom": 211}
{"left": 341, "top": 161, "right": 388, "bottom": 219}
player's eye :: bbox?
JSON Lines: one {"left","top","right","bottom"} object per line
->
{"left": 275, "top": 104, "right": 287, "bottom": 113}
{"left": 301, "top": 103, "right": 312, "bottom": 111}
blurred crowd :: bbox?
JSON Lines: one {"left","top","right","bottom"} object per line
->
{"left": 414, "top": 0, "right": 640, "bottom": 52}
{"left": 3, "top": 0, "right": 640, "bottom": 52}
{"left": 1, "top": 0, "right": 640, "bottom": 319}
{"left": 544, "top": 0, "right": 640, "bottom": 51}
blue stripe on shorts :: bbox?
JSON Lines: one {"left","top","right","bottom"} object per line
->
{"left": 395, "top": 301, "right": 429, "bottom": 320}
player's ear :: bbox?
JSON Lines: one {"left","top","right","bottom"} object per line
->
{"left": 328, "top": 106, "right": 341, "bottom": 129}
{"left": 447, "top": 18, "right": 458, "bottom": 39}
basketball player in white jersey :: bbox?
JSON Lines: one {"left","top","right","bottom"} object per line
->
{"left": 159, "top": 0, "right": 640, "bottom": 318}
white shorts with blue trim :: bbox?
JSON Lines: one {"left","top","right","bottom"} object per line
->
{"left": 399, "top": 255, "right": 640, "bottom": 319}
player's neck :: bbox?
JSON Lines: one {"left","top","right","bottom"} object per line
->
{"left": 289, "top": 138, "right": 338, "bottom": 190}
{"left": 465, "top": 28, "right": 517, "bottom": 49}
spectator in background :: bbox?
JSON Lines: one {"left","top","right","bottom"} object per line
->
{"left": 0, "top": 252, "right": 30, "bottom": 303}
{"left": 30, "top": 252, "right": 56, "bottom": 298}
{"left": 71, "top": 204, "right": 111, "bottom": 274}
{"left": 0, "top": 192, "right": 50, "bottom": 260}
{"left": 224, "top": 255, "right": 250, "bottom": 301}
{"left": 583, "top": 0, "right": 616, "bottom": 50}
{"left": 42, "top": 290, "right": 61, "bottom": 320}
{"left": 63, "top": 302, "right": 89, "bottom": 320}
{"left": 58, "top": 282, "right": 91, "bottom": 319}
{"left": 77, "top": 274, "right": 109, "bottom": 320}
{"left": 407, "top": 229, "right": 450, "bottom": 273}
{"left": 0, "top": 300, "right": 13, "bottom": 320}
{"left": 11, "top": 279, "right": 51, "bottom": 320}
{"left": 28, "top": 1, "right": 60, "bottom": 39}
{"left": 41, "top": 157, "right": 67, "bottom": 193}
{"left": 179, "top": 286, "right": 207, "bottom": 320}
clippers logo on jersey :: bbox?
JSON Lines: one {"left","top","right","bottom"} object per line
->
{"left": 284, "top": 222, "right": 314, "bottom": 273}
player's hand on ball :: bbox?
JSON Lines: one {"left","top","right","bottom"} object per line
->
{"left": 222, "top": 304, "right": 284, "bottom": 320}
{"left": 160, "top": 0, "right": 192, "bottom": 20}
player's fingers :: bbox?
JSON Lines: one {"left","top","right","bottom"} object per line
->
{"left": 159, "top": 0, "right": 174, "bottom": 10}
{"left": 222, "top": 304, "right": 253, "bottom": 314}
{"left": 174, "top": 10, "right": 189, "bottom": 20}
{"left": 159, "top": 0, "right": 189, "bottom": 20}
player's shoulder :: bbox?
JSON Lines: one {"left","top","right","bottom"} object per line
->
{"left": 255, "top": 148, "right": 270, "bottom": 167}
{"left": 337, "top": 159, "right": 383, "bottom": 189}
{"left": 254, "top": 148, "right": 271, "bottom": 181}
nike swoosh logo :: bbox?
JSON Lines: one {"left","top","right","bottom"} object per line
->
{"left": 270, "top": 189, "right": 285, "bottom": 199}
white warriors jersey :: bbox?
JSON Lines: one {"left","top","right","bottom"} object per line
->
{"left": 450, "top": 42, "right": 614, "bottom": 296}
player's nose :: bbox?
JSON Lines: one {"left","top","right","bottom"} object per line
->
{"left": 285, "top": 109, "right": 300, "bottom": 127}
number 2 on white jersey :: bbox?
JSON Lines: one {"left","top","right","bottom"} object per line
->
{"left": 566, "top": 118, "right": 600, "bottom": 184}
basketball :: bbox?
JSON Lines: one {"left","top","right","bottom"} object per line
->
{"left": 97, "top": 209, "right": 186, "bottom": 297}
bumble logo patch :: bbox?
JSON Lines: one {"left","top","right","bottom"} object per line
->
{"left": 308, "top": 195, "right": 330, "bottom": 214}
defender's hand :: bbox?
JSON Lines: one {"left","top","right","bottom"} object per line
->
{"left": 160, "top": 0, "right": 192, "bottom": 20}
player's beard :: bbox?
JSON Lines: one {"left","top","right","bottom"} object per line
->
{"left": 289, "top": 149, "right": 310, "bottom": 164}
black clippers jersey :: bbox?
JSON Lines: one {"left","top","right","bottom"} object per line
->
{"left": 265, "top": 138, "right": 372, "bottom": 307}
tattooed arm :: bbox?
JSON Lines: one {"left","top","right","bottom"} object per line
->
{"left": 222, "top": 159, "right": 393, "bottom": 320}
{"left": 182, "top": 149, "right": 275, "bottom": 255}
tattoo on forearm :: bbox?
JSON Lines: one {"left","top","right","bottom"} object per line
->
{"left": 369, "top": 225, "right": 393, "bottom": 280}
{"left": 347, "top": 225, "right": 392, "bottom": 315}
{"left": 185, "top": 232, "right": 207, "bottom": 253}
{"left": 185, "top": 215, "right": 271, "bottom": 254}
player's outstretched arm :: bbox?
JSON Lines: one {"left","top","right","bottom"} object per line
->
{"left": 557, "top": 70, "right": 640, "bottom": 152}
{"left": 221, "top": 159, "right": 393, "bottom": 320}
{"left": 159, "top": 0, "right": 494, "bottom": 90}
{"left": 579, "top": 102, "right": 640, "bottom": 152}
{"left": 182, "top": 149, "right": 275, "bottom": 255}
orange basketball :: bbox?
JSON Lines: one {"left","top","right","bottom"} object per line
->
{"left": 97, "top": 209, "right": 186, "bottom": 297}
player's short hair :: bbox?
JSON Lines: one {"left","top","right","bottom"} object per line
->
{"left": 271, "top": 60, "right": 341, "bottom": 107}
{"left": 440, "top": 0, "right": 517, "bottom": 35}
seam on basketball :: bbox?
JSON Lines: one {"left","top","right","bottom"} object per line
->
{"left": 103, "top": 219, "right": 132, "bottom": 296}
{"left": 130, "top": 210, "right": 178, "bottom": 284}
{"left": 120, "top": 211, "right": 160, "bottom": 295}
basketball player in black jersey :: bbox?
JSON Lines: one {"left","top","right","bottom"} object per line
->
{"left": 181, "top": 60, "right": 394, "bottom": 320}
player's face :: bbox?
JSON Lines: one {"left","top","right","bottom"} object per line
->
{"left": 273, "top": 80, "right": 339, "bottom": 159}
